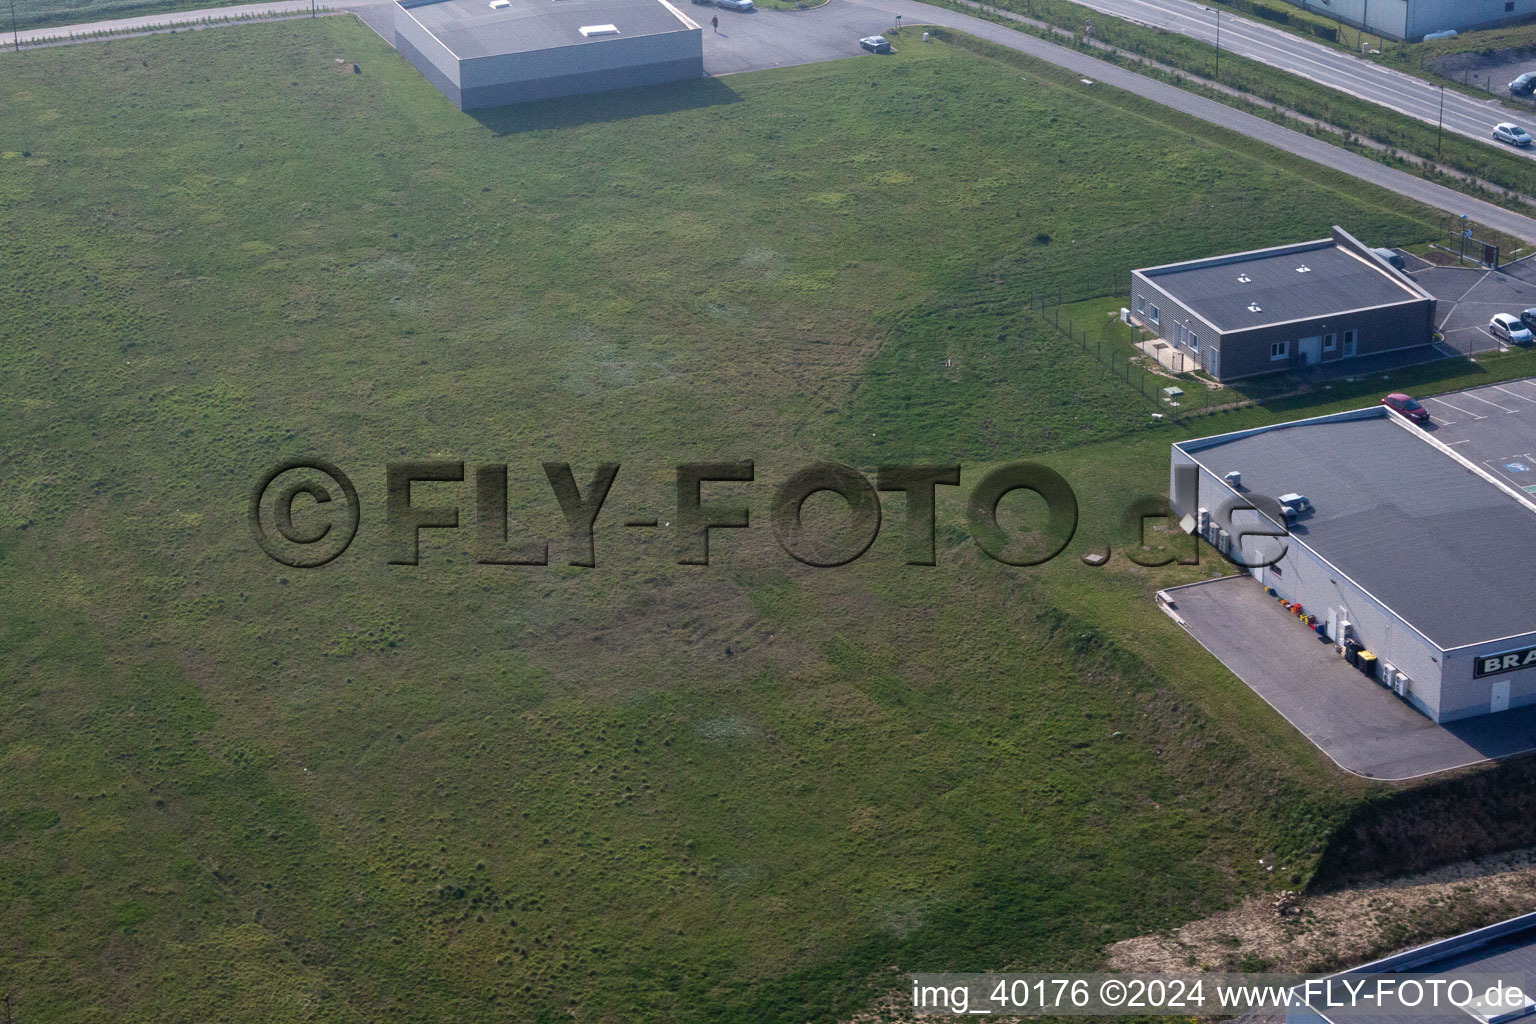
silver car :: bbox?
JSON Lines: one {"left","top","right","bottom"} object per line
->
{"left": 1491, "top": 313, "right": 1534, "bottom": 344}
{"left": 1494, "top": 122, "right": 1533, "bottom": 147}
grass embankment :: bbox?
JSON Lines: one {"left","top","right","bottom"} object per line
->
{"left": 0, "top": 18, "right": 1526, "bottom": 1023}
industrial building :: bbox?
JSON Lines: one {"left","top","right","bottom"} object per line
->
{"left": 1288, "top": 910, "right": 1536, "bottom": 1023}
{"left": 1130, "top": 227, "right": 1436, "bottom": 382}
{"left": 1170, "top": 406, "right": 1536, "bottom": 723}
{"left": 395, "top": 0, "right": 702, "bottom": 110}
{"left": 1281, "top": 0, "right": 1536, "bottom": 41}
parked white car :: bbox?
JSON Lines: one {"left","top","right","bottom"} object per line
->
{"left": 1491, "top": 313, "right": 1534, "bottom": 344}
{"left": 1494, "top": 122, "right": 1533, "bottom": 147}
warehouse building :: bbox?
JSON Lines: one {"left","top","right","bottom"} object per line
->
{"left": 395, "top": 0, "right": 702, "bottom": 110}
{"left": 1281, "top": 0, "right": 1536, "bottom": 42}
{"left": 1130, "top": 227, "right": 1436, "bottom": 382}
{"left": 1170, "top": 407, "right": 1536, "bottom": 723}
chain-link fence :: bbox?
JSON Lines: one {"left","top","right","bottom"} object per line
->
{"left": 1031, "top": 292, "right": 1235, "bottom": 420}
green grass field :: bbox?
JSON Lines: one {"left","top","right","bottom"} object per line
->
{"left": 1, "top": 18, "right": 1525, "bottom": 1023}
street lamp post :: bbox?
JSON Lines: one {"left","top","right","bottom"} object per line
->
{"left": 1437, "top": 84, "right": 1445, "bottom": 160}
{"left": 1206, "top": 6, "right": 1219, "bottom": 80}
{"left": 9, "top": 0, "right": 18, "bottom": 52}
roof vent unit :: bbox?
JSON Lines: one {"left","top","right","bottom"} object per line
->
{"left": 1278, "top": 493, "right": 1311, "bottom": 519}
{"left": 1248, "top": 302, "right": 1263, "bottom": 313}
{"left": 1224, "top": 470, "right": 1242, "bottom": 489}
{"left": 1296, "top": 264, "right": 1312, "bottom": 273}
{"left": 1464, "top": 986, "right": 1536, "bottom": 1023}
{"left": 1237, "top": 273, "right": 1251, "bottom": 283}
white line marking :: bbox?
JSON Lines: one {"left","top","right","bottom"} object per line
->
{"left": 1493, "top": 384, "right": 1536, "bottom": 404}
{"left": 1427, "top": 396, "right": 1485, "bottom": 419}
{"left": 1448, "top": 276, "right": 1487, "bottom": 305}
{"left": 1462, "top": 391, "right": 1516, "bottom": 413}
{"left": 1485, "top": 461, "right": 1532, "bottom": 486}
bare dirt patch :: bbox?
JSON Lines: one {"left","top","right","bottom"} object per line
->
{"left": 1107, "top": 847, "right": 1536, "bottom": 975}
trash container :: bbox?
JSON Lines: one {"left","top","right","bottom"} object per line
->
{"left": 1358, "top": 650, "right": 1378, "bottom": 678}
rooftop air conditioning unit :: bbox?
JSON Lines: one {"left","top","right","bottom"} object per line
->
{"left": 1278, "top": 493, "right": 1311, "bottom": 520}
{"left": 1224, "top": 471, "right": 1242, "bottom": 488}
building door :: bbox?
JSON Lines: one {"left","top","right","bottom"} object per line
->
{"left": 1299, "top": 336, "right": 1323, "bottom": 365}
{"left": 1492, "top": 679, "right": 1511, "bottom": 714}
{"left": 1205, "top": 348, "right": 1219, "bottom": 378}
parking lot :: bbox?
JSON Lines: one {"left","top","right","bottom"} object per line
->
{"left": 1397, "top": 251, "right": 1536, "bottom": 356}
{"left": 1160, "top": 576, "right": 1536, "bottom": 779}
{"left": 1420, "top": 377, "right": 1536, "bottom": 498}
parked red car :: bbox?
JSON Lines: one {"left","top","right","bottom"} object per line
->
{"left": 1382, "top": 392, "right": 1430, "bottom": 424}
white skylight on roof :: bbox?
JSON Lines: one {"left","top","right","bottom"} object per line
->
{"left": 1463, "top": 987, "right": 1536, "bottom": 1024}
{"left": 489, "top": 1, "right": 509, "bottom": 8}
{"left": 579, "top": 22, "right": 619, "bottom": 34}
{"left": 1248, "top": 302, "right": 1263, "bottom": 313}
{"left": 1237, "top": 273, "right": 1251, "bottom": 283}
{"left": 1296, "top": 264, "right": 1312, "bottom": 273}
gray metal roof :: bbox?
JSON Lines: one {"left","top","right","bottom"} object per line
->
{"left": 1137, "top": 239, "right": 1427, "bottom": 333}
{"left": 399, "top": 0, "right": 694, "bottom": 60}
{"left": 1179, "top": 411, "right": 1536, "bottom": 650}
{"left": 1306, "top": 913, "right": 1536, "bottom": 1024}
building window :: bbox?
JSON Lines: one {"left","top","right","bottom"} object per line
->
{"left": 1343, "top": 330, "right": 1357, "bottom": 356}
{"left": 1188, "top": 332, "right": 1199, "bottom": 352}
{"left": 1270, "top": 340, "right": 1288, "bottom": 361}
{"left": 1135, "top": 295, "right": 1145, "bottom": 314}
{"left": 1148, "top": 304, "right": 1160, "bottom": 324}
{"left": 1509, "top": 1, "right": 1516, "bottom": 11}
{"left": 1323, "top": 333, "right": 1336, "bottom": 351}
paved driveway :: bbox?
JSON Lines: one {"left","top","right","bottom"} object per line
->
{"left": 1396, "top": 251, "right": 1536, "bottom": 355}
{"left": 699, "top": 2, "right": 890, "bottom": 74}
{"left": 1160, "top": 575, "right": 1536, "bottom": 780}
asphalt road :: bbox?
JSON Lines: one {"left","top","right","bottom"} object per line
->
{"left": 11, "top": 0, "right": 1536, "bottom": 242}
{"left": 1067, "top": 0, "right": 1536, "bottom": 161}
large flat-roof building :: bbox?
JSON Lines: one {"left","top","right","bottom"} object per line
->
{"left": 1281, "top": 0, "right": 1536, "bottom": 42}
{"left": 1130, "top": 227, "right": 1436, "bottom": 382}
{"left": 1171, "top": 407, "right": 1536, "bottom": 723}
{"left": 395, "top": 0, "right": 702, "bottom": 110}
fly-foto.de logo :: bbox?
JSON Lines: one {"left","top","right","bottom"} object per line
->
{"left": 248, "top": 458, "right": 1269, "bottom": 571}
